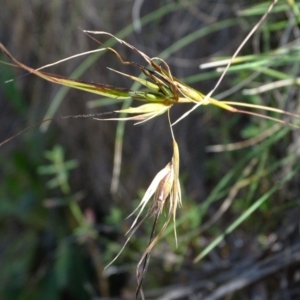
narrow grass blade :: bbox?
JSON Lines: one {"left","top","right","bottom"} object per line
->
{"left": 193, "top": 163, "right": 299, "bottom": 263}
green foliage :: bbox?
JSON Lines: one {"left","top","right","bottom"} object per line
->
{"left": 37, "top": 145, "right": 78, "bottom": 194}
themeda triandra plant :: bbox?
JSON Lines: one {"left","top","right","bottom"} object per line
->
{"left": 2, "top": 0, "right": 299, "bottom": 297}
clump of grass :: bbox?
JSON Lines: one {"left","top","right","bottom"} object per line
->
{"left": 2, "top": 0, "right": 300, "bottom": 298}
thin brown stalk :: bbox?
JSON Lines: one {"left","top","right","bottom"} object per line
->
{"left": 0, "top": 113, "right": 112, "bottom": 147}
{"left": 135, "top": 214, "right": 159, "bottom": 299}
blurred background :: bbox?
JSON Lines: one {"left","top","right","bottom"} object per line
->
{"left": 1, "top": 0, "right": 300, "bottom": 299}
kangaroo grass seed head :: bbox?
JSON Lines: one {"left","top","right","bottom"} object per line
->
{"left": 149, "top": 162, "right": 174, "bottom": 216}
{"left": 127, "top": 139, "right": 181, "bottom": 240}
{"left": 105, "top": 138, "right": 181, "bottom": 273}
{"left": 2, "top": 28, "right": 300, "bottom": 128}
{"left": 95, "top": 103, "right": 171, "bottom": 124}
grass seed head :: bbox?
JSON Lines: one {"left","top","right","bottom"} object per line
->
{"left": 149, "top": 162, "right": 174, "bottom": 216}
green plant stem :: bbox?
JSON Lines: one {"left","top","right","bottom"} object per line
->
{"left": 69, "top": 201, "right": 84, "bottom": 225}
